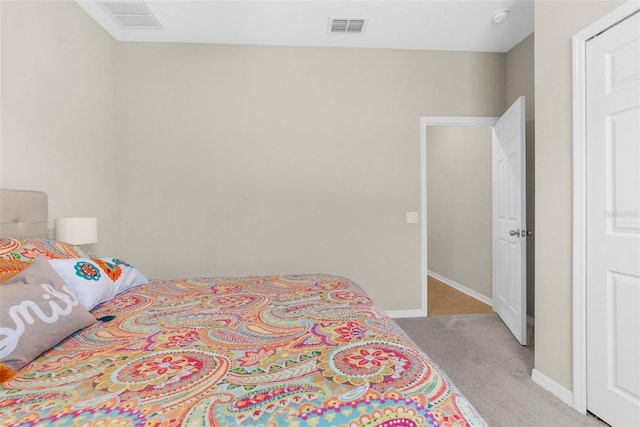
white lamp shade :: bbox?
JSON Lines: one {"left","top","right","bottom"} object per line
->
{"left": 55, "top": 217, "right": 98, "bottom": 245}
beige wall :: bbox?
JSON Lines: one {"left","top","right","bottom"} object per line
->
{"left": 507, "top": 34, "right": 535, "bottom": 122}
{"left": 115, "top": 43, "right": 506, "bottom": 310}
{"left": 0, "top": 1, "right": 507, "bottom": 313}
{"left": 0, "top": 1, "right": 121, "bottom": 256}
{"left": 427, "top": 126, "right": 492, "bottom": 298}
{"left": 506, "top": 34, "right": 535, "bottom": 319}
{"left": 534, "top": 0, "right": 623, "bottom": 390}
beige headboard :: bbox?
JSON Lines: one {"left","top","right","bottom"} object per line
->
{"left": 0, "top": 189, "right": 48, "bottom": 238}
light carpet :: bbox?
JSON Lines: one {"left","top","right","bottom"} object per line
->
{"left": 395, "top": 314, "right": 605, "bottom": 427}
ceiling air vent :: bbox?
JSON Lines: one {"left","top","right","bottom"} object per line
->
{"left": 329, "top": 17, "right": 368, "bottom": 34}
{"left": 100, "top": 1, "right": 162, "bottom": 29}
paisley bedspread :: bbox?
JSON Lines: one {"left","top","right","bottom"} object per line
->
{"left": 0, "top": 274, "right": 486, "bottom": 426}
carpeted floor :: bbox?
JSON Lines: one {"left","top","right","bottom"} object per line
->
{"left": 396, "top": 314, "right": 606, "bottom": 427}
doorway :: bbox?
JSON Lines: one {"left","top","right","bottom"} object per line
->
{"left": 421, "top": 98, "right": 529, "bottom": 345}
{"left": 425, "top": 124, "right": 494, "bottom": 316}
{"left": 421, "top": 117, "right": 497, "bottom": 323}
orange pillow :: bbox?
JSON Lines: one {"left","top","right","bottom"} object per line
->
{"left": 0, "top": 259, "right": 32, "bottom": 283}
{"left": 0, "top": 238, "right": 94, "bottom": 261}
{"left": 0, "top": 363, "right": 18, "bottom": 382}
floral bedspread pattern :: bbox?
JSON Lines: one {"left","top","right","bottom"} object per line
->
{"left": 0, "top": 275, "right": 486, "bottom": 426}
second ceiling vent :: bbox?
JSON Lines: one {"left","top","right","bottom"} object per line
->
{"left": 329, "top": 18, "right": 368, "bottom": 34}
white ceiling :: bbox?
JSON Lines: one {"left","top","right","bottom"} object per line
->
{"left": 76, "top": 0, "right": 534, "bottom": 53}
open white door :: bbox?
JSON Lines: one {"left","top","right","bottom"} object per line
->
{"left": 492, "top": 96, "right": 527, "bottom": 345}
{"left": 585, "top": 11, "right": 640, "bottom": 426}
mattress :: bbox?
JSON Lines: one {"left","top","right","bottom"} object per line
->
{"left": 0, "top": 274, "right": 486, "bottom": 426}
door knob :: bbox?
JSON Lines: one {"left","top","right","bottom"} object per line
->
{"left": 509, "top": 230, "right": 521, "bottom": 237}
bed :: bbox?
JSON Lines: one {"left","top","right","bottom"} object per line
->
{"left": 0, "top": 189, "right": 486, "bottom": 426}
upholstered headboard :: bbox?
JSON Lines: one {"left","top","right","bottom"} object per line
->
{"left": 0, "top": 189, "right": 48, "bottom": 238}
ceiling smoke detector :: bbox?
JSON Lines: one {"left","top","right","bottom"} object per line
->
{"left": 329, "top": 17, "right": 368, "bottom": 34}
{"left": 492, "top": 9, "right": 510, "bottom": 24}
{"left": 100, "top": 1, "right": 162, "bottom": 29}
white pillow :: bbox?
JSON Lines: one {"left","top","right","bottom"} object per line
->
{"left": 47, "top": 258, "right": 147, "bottom": 310}
{"left": 99, "top": 257, "right": 148, "bottom": 295}
{"left": 47, "top": 258, "right": 115, "bottom": 310}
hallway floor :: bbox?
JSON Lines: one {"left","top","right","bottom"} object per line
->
{"left": 427, "top": 275, "right": 494, "bottom": 316}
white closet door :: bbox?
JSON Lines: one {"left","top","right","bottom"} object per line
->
{"left": 586, "top": 11, "right": 640, "bottom": 427}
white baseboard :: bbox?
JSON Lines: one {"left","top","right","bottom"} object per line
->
{"left": 531, "top": 369, "right": 574, "bottom": 408}
{"left": 427, "top": 270, "right": 493, "bottom": 307}
{"left": 386, "top": 309, "right": 426, "bottom": 319}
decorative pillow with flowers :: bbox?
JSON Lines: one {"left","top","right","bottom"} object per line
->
{"left": 0, "top": 238, "right": 95, "bottom": 284}
{"left": 100, "top": 257, "right": 148, "bottom": 294}
{"left": 48, "top": 258, "right": 148, "bottom": 310}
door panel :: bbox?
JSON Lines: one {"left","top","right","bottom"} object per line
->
{"left": 586, "top": 11, "right": 640, "bottom": 426}
{"left": 492, "top": 96, "right": 527, "bottom": 345}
